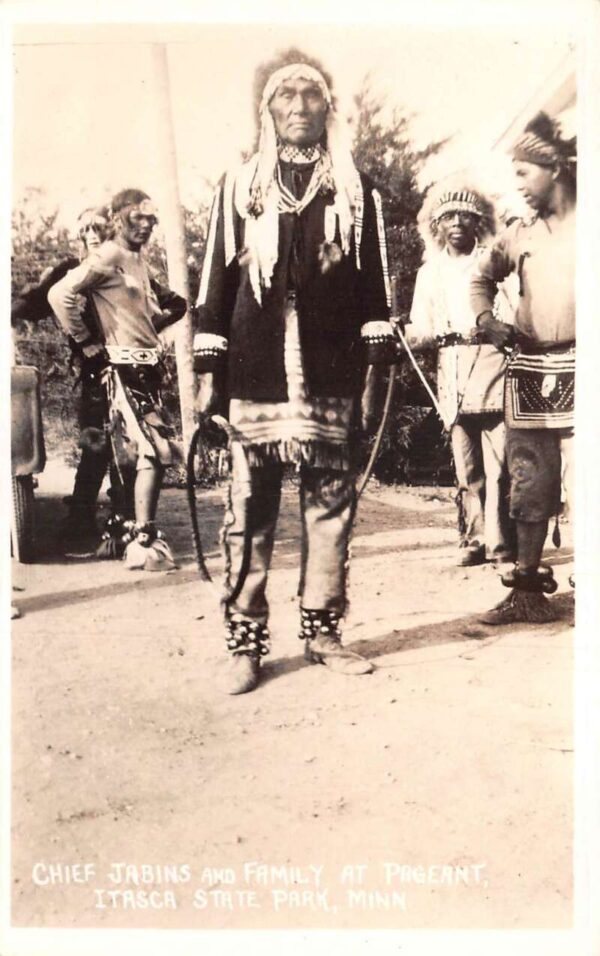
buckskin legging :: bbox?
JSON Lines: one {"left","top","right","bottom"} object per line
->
{"left": 222, "top": 460, "right": 356, "bottom": 625}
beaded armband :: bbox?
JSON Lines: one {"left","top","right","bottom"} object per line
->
{"left": 193, "top": 332, "right": 228, "bottom": 373}
{"left": 360, "top": 320, "right": 398, "bottom": 365}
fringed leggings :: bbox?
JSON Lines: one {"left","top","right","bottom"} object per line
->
{"left": 223, "top": 460, "right": 356, "bottom": 625}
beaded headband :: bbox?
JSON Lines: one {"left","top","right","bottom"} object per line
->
{"left": 260, "top": 63, "right": 332, "bottom": 113}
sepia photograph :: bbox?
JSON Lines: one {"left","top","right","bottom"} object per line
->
{"left": 2, "top": 1, "right": 599, "bottom": 953}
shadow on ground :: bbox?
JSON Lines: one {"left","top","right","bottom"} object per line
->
{"left": 257, "top": 591, "right": 575, "bottom": 686}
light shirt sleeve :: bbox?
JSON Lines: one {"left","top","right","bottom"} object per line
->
{"left": 470, "top": 230, "right": 516, "bottom": 321}
{"left": 407, "top": 263, "right": 436, "bottom": 347}
{"left": 47, "top": 247, "right": 114, "bottom": 343}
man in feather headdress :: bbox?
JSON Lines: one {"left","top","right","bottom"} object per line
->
{"left": 408, "top": 179, "right": 514, "bottom": 568}
{"left": 470, "top": 112, "right": 576, "bottom": 624}
{"left": 193, "top": 49, "right": 397, "bottom": 694}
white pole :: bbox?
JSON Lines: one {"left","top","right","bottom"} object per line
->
{"left": 150, "top": 43, "right": 196, "bottom": 450}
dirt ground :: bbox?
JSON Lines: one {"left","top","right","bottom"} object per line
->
{"left": 9, "top": 461, "right": 575, "bottom": 933}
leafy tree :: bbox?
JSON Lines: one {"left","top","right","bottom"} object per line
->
{"left": 11, "top": 191, "right": 83, "bottom": 459}
{"left": 11, "top": 188, "right": 77, "bottom": 292}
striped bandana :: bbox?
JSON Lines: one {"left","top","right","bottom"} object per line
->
{"left": 512, "top": 132, "right": 560, "bottom": 167}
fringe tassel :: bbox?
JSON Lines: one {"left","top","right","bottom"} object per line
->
{"left": 221, "top": 481, "right": 235, "bottom": 613}
{"left": 508, "top": 589, "right": 558, "bottom": 623}
{"left": 96, "top": 536, "right": 124, "bottom": 560}
{"left": 552, "top": 514, "right": 561, "bottom": 548}
{"left": 455, "top": 488, "right": 467, "bottom": 539}
{"left": 244, "top": 439, "right": 350, "bottom": 471}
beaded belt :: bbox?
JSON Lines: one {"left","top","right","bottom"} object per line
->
{"left": 436, "top": 333, "right": 481, "bottom": 347}
{"left": 106, "top": 345, "right": 159, "bottom": 366}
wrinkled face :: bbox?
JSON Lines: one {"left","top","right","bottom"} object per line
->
{"left": 268, "top": 77, "right": 328, "bottom": 147}
{"left": 513, "top": 160, "right": 556, "bottom": 211}
{"left": 436, "top": 210, "right": 478, "bottom": 254}
{"left": 118, "top": 201, "right": 158, "bottom": 250}
{"left": 77, "top": 212, "right": 109, "bottom": 250}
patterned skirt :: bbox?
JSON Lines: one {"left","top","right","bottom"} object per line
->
{"left": 104, "top": 363, "right": 177, "bottom": 470}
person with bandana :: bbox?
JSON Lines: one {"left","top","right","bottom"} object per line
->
{"left": 48, "top": 188, "right": 187, "bottom": 570}
{"left": 407, "top": 180, "right": 514, "bottom": 568}
{"left": 470, "top": 113, "right": 576, "bottom": 624}
{"left": 193, "top": 50, "right": 397, "bottom": 694}
{"left": 12, "top": 206, "right": 114, "bottom": 554}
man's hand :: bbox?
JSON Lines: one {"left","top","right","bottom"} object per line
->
{"left": 81, "top": 341, "right": 106, "bottom": 359}
{"left": 153, "top": 309, "right": 184, "bottom": 335}
{"left": 195, "top": 372, "right": 224, "bottom": 418}
{"left": 476, "top": 311, "right": 515, "bottom": 351}
{"left": 153, "top": 312, "right": 171, "bottom": 335}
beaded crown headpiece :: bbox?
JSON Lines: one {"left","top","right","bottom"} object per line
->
{"left": 430, "top": 189, "right": 485, "bottom": 223}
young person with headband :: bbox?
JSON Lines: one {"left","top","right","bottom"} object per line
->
{"left": 48, "top": 189, "right": 187, "bottom": 571}
{"left": 470, "top": 113, "right": 576, "bottom": 624}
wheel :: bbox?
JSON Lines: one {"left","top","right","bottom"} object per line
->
{"left": 11, "top": 474, "right": 36, "bottom": 563}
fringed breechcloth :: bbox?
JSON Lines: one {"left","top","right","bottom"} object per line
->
{"left": 103, "top": 359, "right": 177, "bottom": 473}
{"left": 224, "top": 297, "right": 356, "bottom": 624}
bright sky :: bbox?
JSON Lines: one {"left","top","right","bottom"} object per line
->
{"left": 11, "top": 20, "right": 575, "bottom": 230}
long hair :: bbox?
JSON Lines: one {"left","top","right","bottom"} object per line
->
{"left": 250, "top": 47, "right": 336, "bottom": 152}
{"left": 76, "top": 203, "right": 112, "bottom": 255}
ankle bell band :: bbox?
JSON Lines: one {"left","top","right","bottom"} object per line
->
{"left": 226, "top": 619, "right": 270, "bottom": 657}
{"left": 299, "top": 608, "right": 342, "bottom": 641}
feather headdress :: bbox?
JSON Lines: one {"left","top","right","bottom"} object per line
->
{"left": 417, "top": 175, "right": 496, "bottom": 260}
